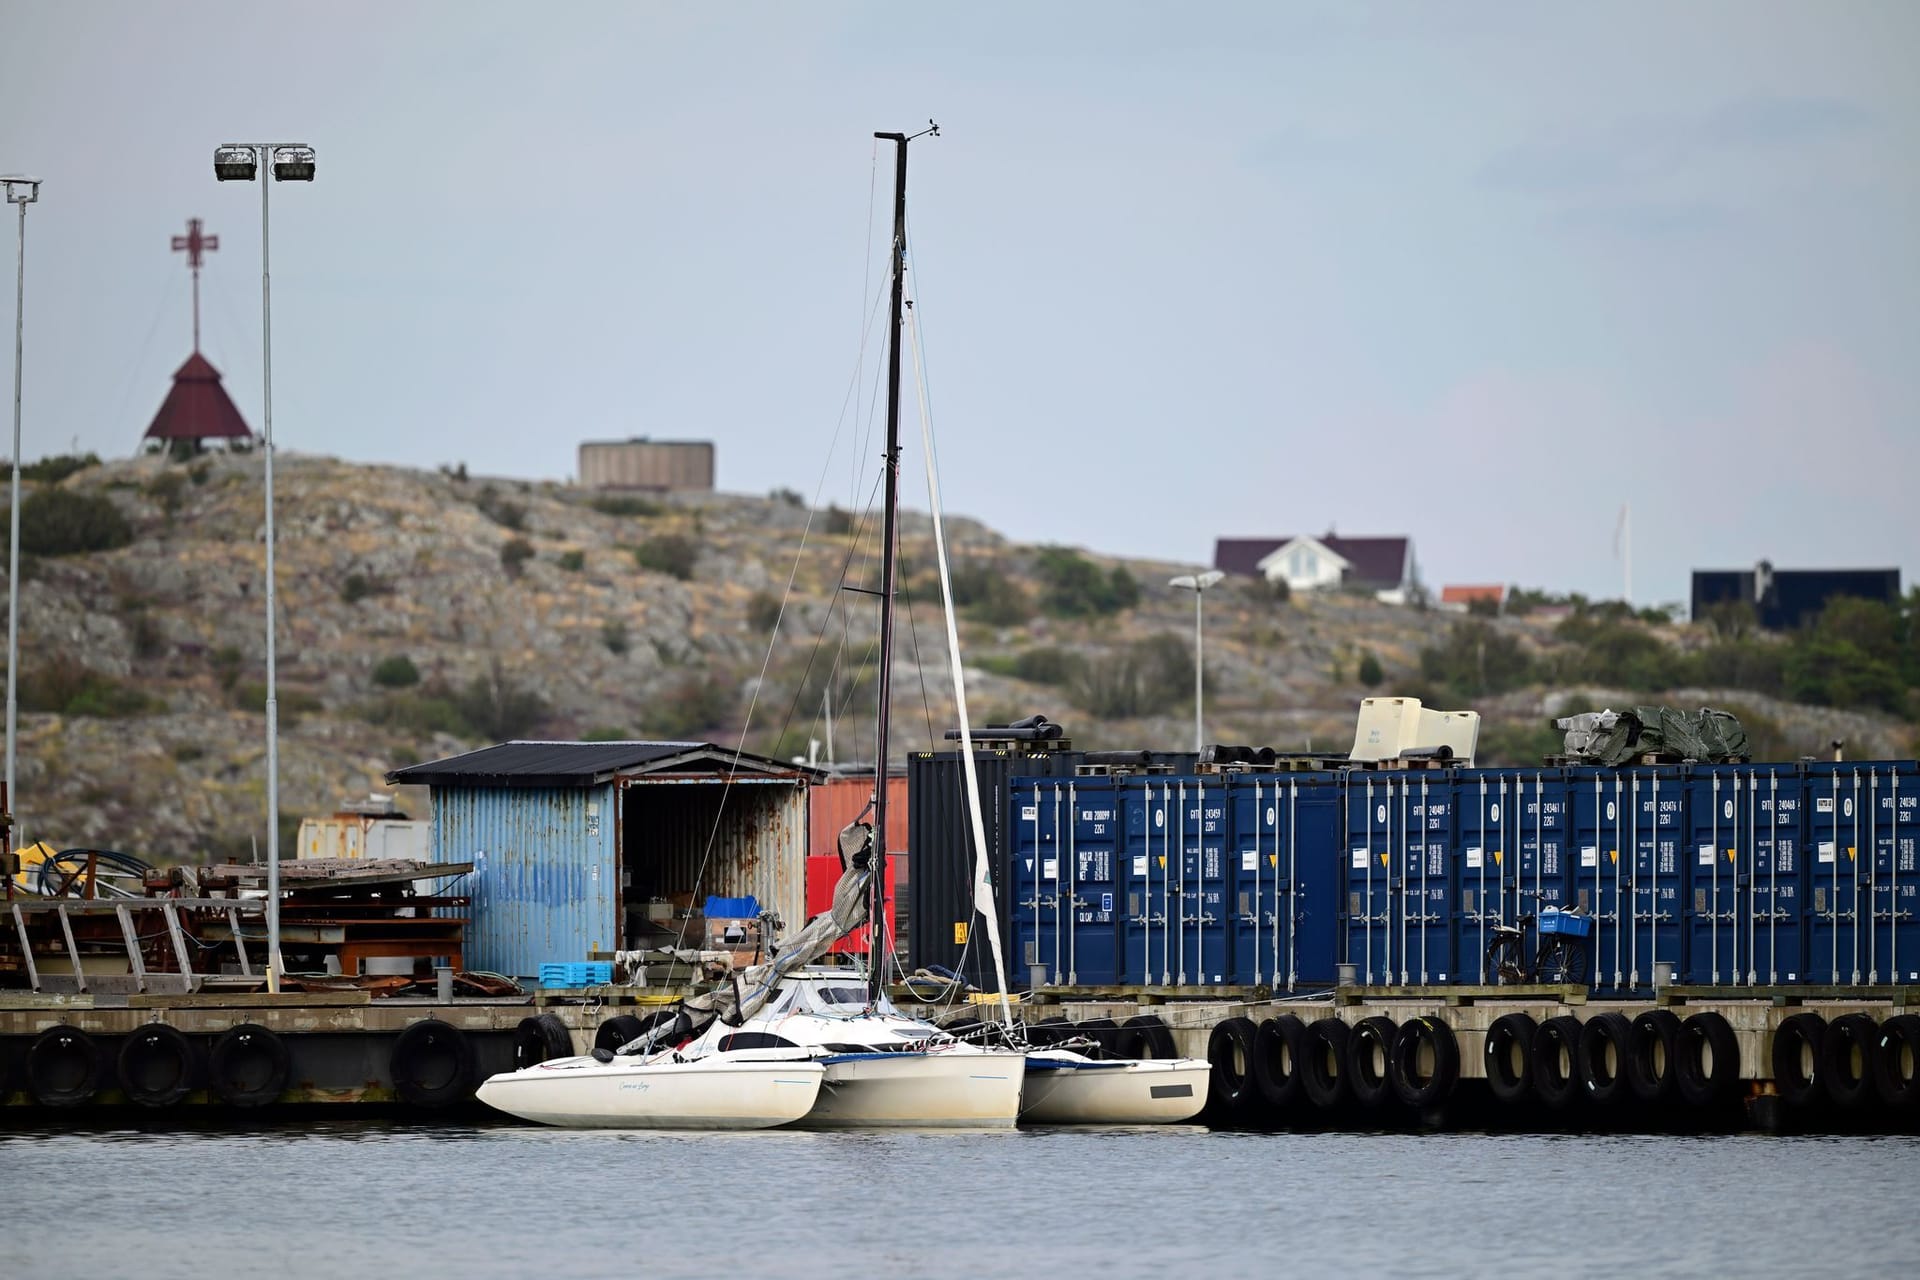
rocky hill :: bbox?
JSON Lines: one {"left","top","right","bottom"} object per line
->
{"left": 6, "top": 453, "right": 1914, "bottom": 859}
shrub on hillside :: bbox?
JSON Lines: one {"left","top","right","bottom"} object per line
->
{"left": 558, "top": 549, "right": 586, "bottom": 572}
{"left": 647, "top": 672, "right": 737, "bottom": 740}
{"left": 1070, "top": 634, "right": 1191, "bottom": 719}
{"left": 372, "top": 655, "right": 421, "bottom": 688}
{"left": 475, "top": 485, "right": 526, "bottom": 530}
{"left": 20, "top": 453, "right": 100, "bottom": 484}
{"left": 500, "top": 537, "right": 535, "bottom": 576}
{"left": 5, "top": 489, "right": 133, "bottom": 556}
{"left": 591, "top": 494, "right": 662, "bottom": 518}
{"left": 948, "top": 562, "right": 1029, "bottom": 626}
{"left": 634, "top": 534, "right": 697, "bottom": 581}
{"left": 1035, "top": 548, "right": 1137, "bottom": 618}
{"left": 20, "top": 654, "right": 164, "bottom": 718}
{"left": 1419, "top": 621, "right": 1535, "bottom": 698}
{"left": 602, "top": 619, "right": 631, "bottom": 655}
{"left": 1357, "top": 651, "right": 1384, "bottom": 688}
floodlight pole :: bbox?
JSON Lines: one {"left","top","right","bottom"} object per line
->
{"left": 1170, "top": 571, "right": 1225, "bottom": 754}
{"left": 4, "top": 176, "right": 40, "bottom": 838}
{"left": 217, "top": 143, "right": 311, "bottom": 992}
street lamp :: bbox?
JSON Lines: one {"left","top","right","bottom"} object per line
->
{"left": 4, "top": 174, "right": 41, "bottom": 838}
{"left": 215, "top": 143, "right": 315, "bottom": 993}
{"left": 1168, "top": 570, "right": 1225, "bottom": 754}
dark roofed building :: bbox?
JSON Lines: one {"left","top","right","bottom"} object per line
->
{"left": 1692, "top": 563, "right": 1901, "bottom": 630}
{"left": 1213, "top": 532, "right": 1416, "bottom": 602}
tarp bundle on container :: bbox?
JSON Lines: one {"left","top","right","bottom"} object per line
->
{"left": 1554, "top": 706, "right": 1749, "bottom": 765}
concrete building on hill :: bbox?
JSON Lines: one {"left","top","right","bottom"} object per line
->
{"left": 578, "top": 439, "right": 715, "bottom": 492}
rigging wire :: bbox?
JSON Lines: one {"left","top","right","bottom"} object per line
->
{"left": 665, "top": 246, "right": 896, "bottom": 956}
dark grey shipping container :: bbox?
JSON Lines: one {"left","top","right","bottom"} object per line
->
{"left": 908, "top": 748, "right": 1078, "bottom": 988}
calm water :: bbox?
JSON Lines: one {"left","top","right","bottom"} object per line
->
{"left": 3, "top": 1122, "right": 1916, "bottom": 1278}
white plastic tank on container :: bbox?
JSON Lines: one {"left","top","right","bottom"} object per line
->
{"left": 297, "top": 794, "right": 432, "bottom": 862}
{"left": 1349, "top": 697, "right": 1480, "bottom": 767}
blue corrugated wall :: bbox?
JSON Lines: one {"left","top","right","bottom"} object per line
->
{"left": 430, "top": 784, "right": 618, "bottom": 979}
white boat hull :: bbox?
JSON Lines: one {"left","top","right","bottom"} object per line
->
{"left": 804, "top": 1049, "right": 1026, "bottom": 1129}
{"left": 476, "top": 1054, "right": 825, "bottom": 1129}
{"left": 1020, "top": 1053, "right": 1211, "bottom": 1125}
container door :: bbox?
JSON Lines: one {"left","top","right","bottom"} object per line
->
{"left": 1009, "top": 781, "right": 1064, "bottom": 987}
{"left": 1231, "top": 778, "right": 1282, "bottom": 987}
{"left": 1344, "top": 774, "right": 1398, "bottom": 985}
{"left": 1065, "top": 780, "right": 1120, "bottom": 985}
{"left": 1868, "top": 763, "right": 1919, "bottom": 985}
{"left": 1405, "top": 774, "right": 1453, "bottom": 985}
{"left": 1748, "top": 767, "right": 1805, "bottom": 984}
{"left": 1806, "top": 765, "right": 1868, "bottom": 985}
{"left": 1120, "top": 779, "right": 1175, "bottom": 986}
{"left": 1518, "top": 772, "right": 1572, "bottom": 915}
{"left": 1287, "top": 777, "right": 1342, "bottom": 988}
{"left": 1684, "top": 768, "right": 1744, "bottom": 986}
{"left": 1627, "top": 769, "right": 1686, "bottom": 994}
{"left": 1569, "top": 769, "right": 1630, "bottom": 993}
{"left": 1174, "top": 779, "right": 1230, "bottom": 985}
{"left": 1454, "top": 773, "right": 1513, "bottom": 985}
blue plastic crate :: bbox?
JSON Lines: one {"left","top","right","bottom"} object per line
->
{"left": 540, "top": 961, "right": 613, "bottom": 988}
{"left": 1537, "top": 909, "right": 1593, "bottom": 939}
{"left": 704, "top": 895, "right": 760, "bottom": 920}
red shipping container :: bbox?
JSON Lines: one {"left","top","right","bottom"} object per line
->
{"left": 809, "top": 773, "right": 907, "bottom": 863}
{"left": 806, "top": 853, "right": 905, "bottom": 957}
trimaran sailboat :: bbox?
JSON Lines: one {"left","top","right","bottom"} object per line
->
{"left": 476, "top": 124, "right": 1205, "bottom": 1130}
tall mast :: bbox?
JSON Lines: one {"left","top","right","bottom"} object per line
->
{"left": 868, "top": 123, "right": 935, "bottom": 1001}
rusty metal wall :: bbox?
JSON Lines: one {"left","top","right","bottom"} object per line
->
{"left": 578, "top": 440, "right": 715, "bottom": 491}
{"left": 618, "top": 777, "right": 806, "bottom": 937}
{"left": 429, "top": 784, "right": 619, "bottom": 980}
{"left": 808, "top": 774, "right": 908, "bottom": 860}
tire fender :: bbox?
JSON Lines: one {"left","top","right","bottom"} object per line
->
{"left": 1346, "top": 1016, "right": 1398, "bottom": 1110}
{"left": 1483, "top": 1012, "right": 1537, "bottom": 1106}
{"left": 1820, "top": 1013, "right": 1879, "bottom": 1110}
{"left": 1769, "top": 1012, "right": 1825, "bottom": 1109}
{"left": 1389, "top": 1016, "right": 1459, "bottom": 1110}
{"left": 390, "top": 1019, "right": 476, "bottom": 1110}
{"left": 209, "top": 1023, "right": 290, "bottom": 1109}
{"left": 1675, "top": 1011, "right": 1740, "bottom": 1108}
{"left": 1251, "top": 1015, "right": 1308, "bottom": 1111}
{"left": 118, "top": 1022, "right": 197, "bottom": 1109}
{"left": 1205, "top": 1016, "right": 1260, "bottom": 1124}
{"left": 513, "top": 1014, "right": 575, "bottom": 1067}
{"left": 1577, "top": 1012, "right": 1633, "bottom": 1106}
{"left": 1872, "top": 1014, "right": 1920, "bottom": 1111}
{"left": 1301, "top": 1019, "right": 1351, "bottom": 1109}
{"left": 26, "top": 1024, "right": 101, "bottom": 1109}
{"left": 1531, "top": 1016, "right": 1583, "bottom": 1111}
{"left": 1626, "top": 1009, "right": 1682, "bottom": 1105}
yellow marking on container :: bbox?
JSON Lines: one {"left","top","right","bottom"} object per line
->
{"left": 953, "top": 921, "right": 969, "bottom": 945}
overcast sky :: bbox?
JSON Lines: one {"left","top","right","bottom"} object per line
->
{"left": 2, "top": 2, "right": 1914, "bottom": 607}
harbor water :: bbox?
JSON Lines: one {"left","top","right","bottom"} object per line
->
{"left": 4, "top": 1123, "right": 1916, "bottom": 1278}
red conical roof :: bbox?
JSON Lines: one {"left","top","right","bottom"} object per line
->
{"left": 143, "top": 352, "right": 253, "bottom": 441}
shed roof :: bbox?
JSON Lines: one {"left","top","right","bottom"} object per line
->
{"left": 386, "top": 740, "right": 823, "bottom": 788}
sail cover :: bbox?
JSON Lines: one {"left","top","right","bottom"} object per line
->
{"left": 672, "top": 820, "right": 875, "bottom": 1034}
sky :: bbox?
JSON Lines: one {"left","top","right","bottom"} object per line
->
{"left": 1, "top": 1, "right": 1915, "bottom": 608}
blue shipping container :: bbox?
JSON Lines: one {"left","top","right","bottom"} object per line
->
{"left": 1683, "top": 765, "right": 1810, "bottom": 986}
{"left": 1008, "top": 779, "right": 1120, "bottom": 987}
{"left": 1454, "top": 771, "right": 1571, "bottom": 984}
{"left": 1341, "top": 772, "right": 1453, "bottom": 985}
{"left": 1118, "top": 778, "right": 1176, "bottom": 985}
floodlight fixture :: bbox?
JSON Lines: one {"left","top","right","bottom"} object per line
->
{"left": 271, "top": 146, "right": 316, "bottom": 182}
{"left": 213, "top": 145, "right": 259, "bottom": 182}
{"left": 2, "top": 176, "right": 41, "bottom": 205}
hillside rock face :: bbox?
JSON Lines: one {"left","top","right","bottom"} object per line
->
{"left": 5, "top": 454, "right": 1911, "bottom": 860}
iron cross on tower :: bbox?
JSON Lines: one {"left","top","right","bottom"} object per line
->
{"left": 170, "top": 217, "right": 219, "bottom": 352}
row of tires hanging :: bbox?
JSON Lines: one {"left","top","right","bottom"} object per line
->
{"left": 1202, "top": 1007, "right": 1920, "bottom": 1129}
{"left": 1, "top": 1018, "right": 488, "bottom": 1110}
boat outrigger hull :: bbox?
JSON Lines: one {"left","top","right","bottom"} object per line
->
{"left": 1019, "top": 1052, "right": 1212, "bottom": 1125}
{"left": 476, "top": 1054, "right": 825, "bottom": 1130}
{"left": 803, "top": 1049, "right": 1026, "bottom": 1129}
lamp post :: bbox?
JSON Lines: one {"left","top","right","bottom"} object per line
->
{"left": 3, "top": 175, "right": 40, "bottom": 836}
{"left": 1168, "top": 570, "right": 1225, "bottom": 754}
{"left": 215, "top": 143, "right": 315, "bottom": 993}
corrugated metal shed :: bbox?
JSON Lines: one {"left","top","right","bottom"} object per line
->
{"left": 388, "top": 742, "right": 822, "bottom": 980}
